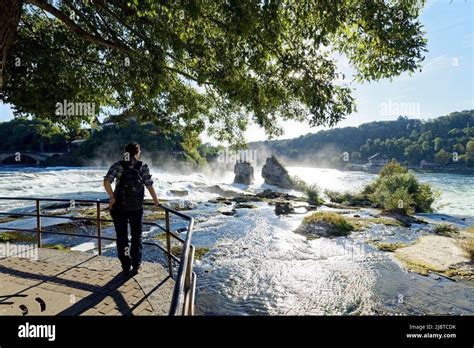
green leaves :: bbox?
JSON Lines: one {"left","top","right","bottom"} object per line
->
{"left": 2, "top": 0, "right": 428, "bottom": 144}
{"left": 370, "top": 160, "right": 436, "bottom": 215}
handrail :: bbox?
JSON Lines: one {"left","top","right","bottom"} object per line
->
{"left": 0, "top": 196, "right": 196, "bottom": 316}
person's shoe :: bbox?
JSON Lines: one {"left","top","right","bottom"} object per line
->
{"left": 121, "top": 267, "right": 131, "bottom": 277}
{"left": 130, "top": 265, "right": 141, "bottom": 276}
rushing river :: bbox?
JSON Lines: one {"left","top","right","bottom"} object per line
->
{"left": 0, "top": 165, "right": 473, "bottom": 315}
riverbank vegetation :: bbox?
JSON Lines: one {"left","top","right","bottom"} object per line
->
{"left": 250, "top": 110, "right": 474, "bottom": 169}
{"left": 2, "top": 111, "right": 472, "bottom": 172}
{"left": 0, "top": 118, "right": 220, "bottom": 167}
{"left": 325, "top": 161, "right": 437, "bottom": 216}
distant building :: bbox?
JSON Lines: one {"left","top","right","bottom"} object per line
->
{"left": 367, "top": 153, "right": 389, "bottom": 166}
{"left": 420, "top": 160, "right": 441, "bottom": 169}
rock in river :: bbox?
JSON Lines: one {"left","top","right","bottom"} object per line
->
{"left": 203, "top": 184, "right": 237, "bottom": 198}
{"left": 170, "top": 189, "right": 188, "bottom": 197}
{"left": 275, "top": 202, "right": 294, "bottom": 215}
{"left": 256, "top": 189, "right": 297, "bottom": 200}
{"left": 233, "top": 161, "right": 254, "bottom": 185}
{"left": 261, "top": 155, "right": 293, "bottom": 189}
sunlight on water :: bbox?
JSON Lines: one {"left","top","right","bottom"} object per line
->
{"left": 0, "top": 166, "right": 472, "bottom": 315}
{"left": 283, "top": 167, "right": 474, "bottom": 216}
{"left": 286, "top": 166, "right": 375, "bottom": 193}
{"left": 195, "top": 205, "right": 380, "bottom": 315}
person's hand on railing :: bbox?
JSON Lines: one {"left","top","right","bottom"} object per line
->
{"left": 146, "top": 185, "right": 160, "bottom": 209}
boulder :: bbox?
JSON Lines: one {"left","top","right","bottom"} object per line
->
{"left": 256, "top": 189, "right": 297, "bottom": 200}
{"left": 202, "top": 184, "right": 237, "bottom": 197}
{"left": 232, "top": 194, "right": 263, "bottom": 203}
{"left": 219, "top": 209, "right": 236, "bottom": 216}
{"left": 233, "top": 161, "right": 254, "bottom": 185}
{"left": 234, "top": 203, "right": 257, "bottom": 209}
{"left": 275, "top": 202, "right": 294, "bottom": 215}
{"left": 208, "top": 197, "right": 233, "bottom": 205}
{"left": 170, "top": 189, "right": 188, "bottom": 197}
{"left": 381, "top": 211, "right": 428, "bottom": 227}
{"left": 261, "top": 155, "right": 293, "bottom": 189}
{"left": 294, "top": 221, "right": 350, "bottom": 239}
{"left": 168, "top": 200, "right": 197, "bottom": 210}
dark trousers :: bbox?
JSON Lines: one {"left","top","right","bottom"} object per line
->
{"left": 110, "top": 207, "right": 143, "bottom": 270}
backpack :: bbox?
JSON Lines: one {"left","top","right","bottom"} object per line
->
{"left": 117, "top": 160, "right": 145, "bottom": 211}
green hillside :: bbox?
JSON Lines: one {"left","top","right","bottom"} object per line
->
{"left": 250, "top": 110, "right": 474, "bottom": 169}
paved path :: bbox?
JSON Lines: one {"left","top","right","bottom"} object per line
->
{"left": 0, "top": 245, "right": 174, "bottom": 315}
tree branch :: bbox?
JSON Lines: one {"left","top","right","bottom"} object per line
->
{"left": 24, "top": 0, "right": 212, "bottom": 87}
{"left": 25, "top": 0, "right": 132, "bottom": 53}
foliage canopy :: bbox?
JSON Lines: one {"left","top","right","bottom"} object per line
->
{"left": 1, "top": 0, "right": 427, "bottom": 144}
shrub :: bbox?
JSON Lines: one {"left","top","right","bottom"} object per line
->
{"left": 292, "top": 176, "right": 323, "bottom": 206}
{"left": 373, "top": 185, "right": 415, "bottom": 214}
{"left": 305, "top": 184, "right": 323, "bottom": 206}
{"left": 374, "top": 242, "right": 408, "bottom": 252}
{"left": 365, "top": 160, "right": 437, "bottom": 215}
{"left": 324, "top": 190, "right": 370, "bottom": 206}
{"left": 303, "top": 212, "right": 354, "bottom": 235}
{"left": 459, "top": 226, "right": 474, "bottom": 260}
{"left": 0, "top": 231, "right": 36, "bottom": 243}
{"left": 378, "top": 160, "right": 408, "bottom": 177}
{"left": 290, "top": 175, "right": 308, "bottom": 191}
{"left": 459, "top": 237, "right": 474, "bottom": 260}
{"left": 433, "top": 223, "right": 459, "bottom": 236}
{"left": 42, "top": 244, "right": 70, "bottom": 251}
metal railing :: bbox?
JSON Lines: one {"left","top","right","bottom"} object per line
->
{"left": 0, "top": 196, "right": 196, "bottom": 316}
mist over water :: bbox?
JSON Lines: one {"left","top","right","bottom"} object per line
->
{"left": 0, "top": 165, "right": 473, "bottom": 315}
{"left": 0, "top": 165, "right": 472, "bottom": 216}
{"left": 284, "top": 166, "right": 474, "bottom": 216}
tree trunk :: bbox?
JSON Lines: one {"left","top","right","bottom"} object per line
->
{"left": 0, "top": 0, "right": 23, "bottom": 89}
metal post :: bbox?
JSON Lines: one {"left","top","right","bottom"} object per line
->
{"left": 184, "top": 247, "right": 195, "bottom": 315}
{"left": 35, "top": 199, "right": 41, "bottom": 248}
{"left": 165, "top": 210, "right": 173, "bottom": 277}
{"left": 96, "top": 200, "right": 102, "bottom": 255}
{"left": 185, "top": 246, "right": 194, "bottom": 290}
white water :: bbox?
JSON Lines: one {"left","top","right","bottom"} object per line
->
{"left": 0, "top": 166, "right": 472, "bottom": 216}
{"left": 0, "top": 166, "right": 233, "bottom": 211}
{"left": 285, "top": 167, "right": 474, "bottom": 217}
{"left": 0, "top": 165, "right": 473, "bottom": 315}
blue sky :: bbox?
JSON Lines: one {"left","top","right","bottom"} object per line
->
{"left": 237, "top": 0, "right": 474, "bottom": 143}
{"left": 1, "top": 0, "right": 472, "bottom": 144}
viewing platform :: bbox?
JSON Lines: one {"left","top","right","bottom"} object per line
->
{"left": 0, "top": 246, "right": 174, "bottom": 315}
{"left": 0, "top": 197, "right": 196, "bottom": 316}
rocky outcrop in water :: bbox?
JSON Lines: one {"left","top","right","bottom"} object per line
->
{"left": 381, "top": 211, "right": 428, "bottom": 227}
{"left": 275, "top": 202, "right": 294, "bottom": 215}
{"left": 293, "top": 212, "right": 354, "bottom": 239}
{"left": 395, "top": 235, "right": 473, "bottom": 279}
{"left": 261, "top": 155, "right": 293, "bottom": 189}
{"left": 256, "top": 189, "right": 297, "bottom": 200}
{"left": 170, "top": 189, "right": 188, "bottom": 197}
{"left": 203, "top": 184, "right": 237, "bottom": 198}
{"left": 233, "top": 161, "right": 254, "bottom": 185}
{"left": 294, "top": 220, "right": 351, "bottom": 239}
